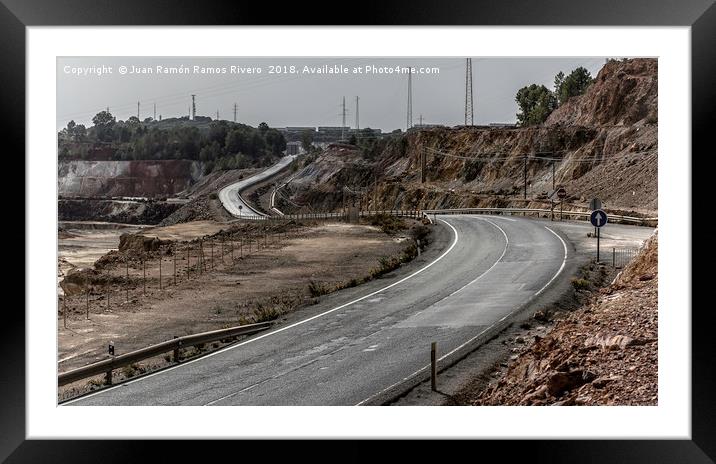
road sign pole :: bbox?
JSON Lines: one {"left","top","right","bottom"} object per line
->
{"left": 597, "top": 226, "right": 600, "bottom": 262}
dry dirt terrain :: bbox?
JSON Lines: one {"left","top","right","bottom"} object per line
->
{"left": 58, "top": 219, "right": 417, "bottom": 387}
{"left": 467, "top": 231, "right": 658, "bottom": 406}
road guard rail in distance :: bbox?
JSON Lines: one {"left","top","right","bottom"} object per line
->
{"left": 421, "top": 207, "right": 657, "bottom": 226}
{"left": 58, "top": 321, "right": 273, "bottom": 387}
{"left": 231, "top": 208, "right": 656, "bottom": 225}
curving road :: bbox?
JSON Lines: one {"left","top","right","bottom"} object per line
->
{"left": 67, "top": 215, "right": 579, "bottom": 406}
{"left": 218, "top": 155, "right": 297, "bottom": 219}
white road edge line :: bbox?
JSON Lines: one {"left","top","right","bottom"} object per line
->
{"left": 534, "top": 226, "right": 569, "bottom": 297}
{"left": 449, "top": 217, "right": 509, "bottom": 297}
{"left": 355, "top": 221, "right": 569, "bottom": 406}
{"left": 63, "top": 218, "right": 461, "bottom": 406}
{"left": 355, "top": 216, "right": 509, "bottom": 406}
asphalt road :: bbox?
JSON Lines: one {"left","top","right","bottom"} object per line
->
{"left": 67, "top": 214, "right": 581, "bottom": 406}
{"left": 218, "top": 155, "right": 296, "bottom": 218}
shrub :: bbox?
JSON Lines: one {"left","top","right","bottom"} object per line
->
{"left": 308, "top": 280, "right": 329, "bottom": 297}
{"left": 571, "top": 278, "right": 590, "bottom": 290}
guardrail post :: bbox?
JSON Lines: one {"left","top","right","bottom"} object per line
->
{"left": 106, "top": 342, "right": 115, "bottom": 385}
{"left": 431, "top": 341, "right": 437, "bottom": 392}
{"left": 173, "top": 336, "right": 181, "bottom": 363}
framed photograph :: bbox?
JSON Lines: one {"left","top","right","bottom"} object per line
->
{"left": 6, "top": 0, "right": 710, "bottom": 460}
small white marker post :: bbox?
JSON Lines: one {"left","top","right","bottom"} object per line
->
{"left": 431, "top": 342, "right": 437, "bottom": 392}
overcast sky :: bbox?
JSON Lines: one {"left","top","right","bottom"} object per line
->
{"left": 57, "top": 57, "right": 614, "bottom": 132}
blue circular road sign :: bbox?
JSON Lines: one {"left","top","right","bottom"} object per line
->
{"left": 590, "top": 209, "right": 608, "bottom": 228}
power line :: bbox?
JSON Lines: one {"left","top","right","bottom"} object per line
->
{"left": 424, "top": 145, "right": 656, "bottom": 162}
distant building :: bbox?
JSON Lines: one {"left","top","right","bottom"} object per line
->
{"left": 286, "top": 141, "right": 301, "bottom": 155}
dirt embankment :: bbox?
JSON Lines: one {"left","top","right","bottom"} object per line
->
{"left": 158, "top": 168, "right": 262, "bottom": 226}
{"left": 282, "top": 58, "right": 657, "bottom": 216}
{"left": 472, "top": 231, "right": 658, "bottom": 406}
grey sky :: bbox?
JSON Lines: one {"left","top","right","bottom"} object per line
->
{"left": 57, "top": 57, "right": 613, "bottom": 132}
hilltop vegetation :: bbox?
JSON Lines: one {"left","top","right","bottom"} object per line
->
{"left": 58, "top": 113, "right": 287, "bottom": 174}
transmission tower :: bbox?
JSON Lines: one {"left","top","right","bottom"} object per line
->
{"left": 137, "top": 101, "right": 140, "bottom": 119}
{"left": 153, "top": 103, "right": 156, "bottom": 120}
{"left": 465, "top": 58, "right": 474, "bottom": 126}
{"left": 233, "top": 103, "right": 238, "bottom": 122}
{"left": 407, "top": 68, "right": 413, "bottom": 131}
{"left": 355, "top": 96, "right": 359, "bottom": 132}
{"left": 341, "top": 96, "right": 346, "bottom": 141}
{"left": 190, "top": 94, "right": 196, "bottom": 120}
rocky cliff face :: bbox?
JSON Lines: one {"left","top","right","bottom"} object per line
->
{"left": 282, "top": 58, "right": 657, "bottom": 215}
{"left": 58, "top": 160, "right": 202, "bottom": 199}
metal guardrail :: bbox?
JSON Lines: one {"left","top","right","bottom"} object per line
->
{"left": 58, "top": 322, "right": 273, "bottom": 387}
{"left": 421, "top": 207, "right": 657, "bottom": 226}
{"left": 234, "top": 207, "right": 655, "bottom": 226}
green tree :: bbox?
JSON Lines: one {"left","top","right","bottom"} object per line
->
{"left": 225, "top": 128, "right": 249, "bottom": 154}
{"left": 264, "top": 128, "right": 287, "bottom": 155}
{"left": 515, "top": 84, "right": 557, "bottom": 126}
{"left": 91, "top": 110, "right": 116, "bottom": 142}
{"left": 300, "top": 129, "right": 314, "bottom": 152}
{"left": 258, "top": 122, "right": 269, "bottom": 136}
{"left": 199, "top": 141, "right": 222, "bottom": 162}
{"left": 554, "top": 67, "right": 594, "bottom": 105}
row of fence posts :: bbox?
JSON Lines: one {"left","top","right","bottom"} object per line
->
{"left": 61, "top": 228, "right": 287, "bottom": 328}
{"left": 61, "top": 211, "right": 427, "bottom": 327}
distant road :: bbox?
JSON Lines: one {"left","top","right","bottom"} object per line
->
{"left": 67, "top": 215, "right": 603, "bottom": 406}
{"left": 218, "top": 155, "right": 297, "bottom": 219}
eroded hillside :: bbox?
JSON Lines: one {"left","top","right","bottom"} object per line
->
{"left": 280, "top": 58, "right": 657, "bottom": 216}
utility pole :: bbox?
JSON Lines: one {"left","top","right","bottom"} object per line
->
{"left": 407, "top": 68, "right": 413, "bottom": 131}
{"left": 233, "top": 102, "right": 238, "bottom": 122}
{"left": 190, "top": 94, "right": 196, "bottom": 120}
{"left": 465, "top": 58, "right": 474, "bottom": 126}
{"left": 137, "top": 101, "right": 140, "bottom": 119}
{"left": 355, "top": 96, "right": 359, "bottom": 133}
{"left": 153, "top": 103, "right": 156, "bottom": 120}
{"left": 523, "top": 154, "right": 528, "bottom": 200}
{"left": 419, "top": 114, "right": 423, "bottom": 126}
{"left": 421, "top": 147, "right": 426, "bottom": 183}
{"left": 341, "top": 96, "right": 346, "bottom": 141}
{"left": 216, "top": 110, "right": 220, "bottom": 121}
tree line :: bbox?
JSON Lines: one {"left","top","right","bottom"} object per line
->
{"left": 515, "top": 66, "right": 595, "bottom": 126}
{"left": 58, "top": 111, "right": 287, "bottom": 174}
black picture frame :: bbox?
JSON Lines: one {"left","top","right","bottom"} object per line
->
{"left": 4, "top": 0, "right": 710, "bottom": 461}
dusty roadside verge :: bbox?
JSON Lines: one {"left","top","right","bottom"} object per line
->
{"left": 58, "top": 216, "right": 429, "bottom": 400}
